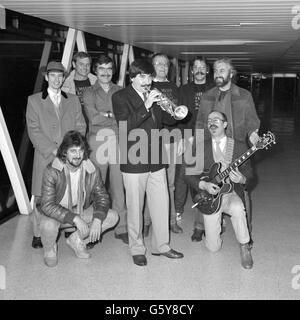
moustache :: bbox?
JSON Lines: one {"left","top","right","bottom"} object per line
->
{"left": 209, "top": 125, "right": 218, "bottom": 130}
{"left": 195, "top": 71, "right": 205, "bottom": 76}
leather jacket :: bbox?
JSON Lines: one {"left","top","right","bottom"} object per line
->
{"left": 40, "top": 158, "right": 110, "bottom": 224}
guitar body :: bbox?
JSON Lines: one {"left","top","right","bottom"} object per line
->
{"left": 191, "top": 131, "right": 275, "bottom": 215}
{"left": 192, "top": 162, "right": 233, "bottom": 215}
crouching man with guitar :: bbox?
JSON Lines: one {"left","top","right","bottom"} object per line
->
{"left": 185, "top": 110, "right": 254, "bottom": 269}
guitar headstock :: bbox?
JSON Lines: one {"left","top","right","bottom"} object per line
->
{"left": 256, "top": 131, "right": 276, "bottom": 150}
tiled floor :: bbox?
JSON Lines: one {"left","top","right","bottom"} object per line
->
{"left": 0, "top": 132, "right": 300, "bottom": 300}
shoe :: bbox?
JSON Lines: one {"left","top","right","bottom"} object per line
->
{"left": 132, "top": 255, "right": 147, "bottom": 266}
{"left": 66, "top": 231, "right": 91, "bottom": 259}
{"left": 152, "top": 249, "right": 184, "bottom": 259}
{"left": 170, "top": 223, "right": 183, "bottom": 234}
{"left": 240, "top": 243, "right": 253, "bottom": 269}
{"left": 44, "top": 244, "right": 58, "bottom": 267}
{"left": 191, "top": 229, "right": 205, "bottom": 242}
{"left": 86, "top": 239, "right": 100, "bottom": 250}
{"left": 114, "top": 232, "right": 129, "bottom": 244}
{"left": 32, "top": 236, "right": 43, "bottom": 249}
{"left": 143, "top": 224, "right": 151, "bottom": 238}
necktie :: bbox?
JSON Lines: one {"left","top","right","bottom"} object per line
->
{"left": 53, "top": 94, "right": 60, "bottom": 118}
{"left": 215, "top": 140, "right": 224, "bottom": 160}
{"left": 143, "top": 92, "right": 156, "bottom": 124}
{"left": 215, "top": 140, "right": 227, "bottom": 170}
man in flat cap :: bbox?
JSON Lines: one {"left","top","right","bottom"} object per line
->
{"left": 26, "top": 60, "right": 86, "bottom": 249}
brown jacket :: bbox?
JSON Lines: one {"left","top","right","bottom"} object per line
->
{"left": 40, "top": 158, "right": 110, "bottom": 224}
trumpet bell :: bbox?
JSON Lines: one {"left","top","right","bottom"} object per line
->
{"left": 173, "top": 105, "right": 188, "bottom": 120}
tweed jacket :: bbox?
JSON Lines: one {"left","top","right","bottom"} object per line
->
{"left": 40, "top": 158, "right": 110, "bottom": 224}
{"left": 195, "top": 83, "right": 260, "bottom": 144}
{"left": 26, "top": 89, "right": 86, "bottom": 196}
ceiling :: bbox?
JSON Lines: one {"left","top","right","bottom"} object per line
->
{"left": 1, "top": 0, "right": 300, "bottom": 73}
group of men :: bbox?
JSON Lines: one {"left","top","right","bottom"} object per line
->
{"left": 26, "top": 50, "right": 260, "bottom": 270}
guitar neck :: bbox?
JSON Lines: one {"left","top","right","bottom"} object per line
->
{"left": 217, "top": 145, "right": 257, "bottom": 181}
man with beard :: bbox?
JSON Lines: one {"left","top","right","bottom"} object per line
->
{"left": 83, "top": 55, "right": 127, "bottom": 247}
{"left": 39, "top": 130, "right": 119, "bottom": 267}
{"left": 195, "top": 58, "right": 260, "bottom": 145}
{"left": 194, "top": 58, "right": 260, "bottom": 238}
{"left": 184, "top": 111, "right": 254, "bottom": 269}
{"left": 175, "top": 56, "right": 213, "bottom": 241}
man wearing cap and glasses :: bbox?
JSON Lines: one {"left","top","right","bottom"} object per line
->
{"left": 26, "top": 61, "right": 86, "bottom": 250}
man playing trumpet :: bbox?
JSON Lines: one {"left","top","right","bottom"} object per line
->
{"left": 112, "top": 59, "right": 184, "bottom": 267}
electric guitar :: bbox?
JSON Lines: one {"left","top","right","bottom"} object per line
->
{"left": 191, "top": 131, "right": 276, "bottom": 215}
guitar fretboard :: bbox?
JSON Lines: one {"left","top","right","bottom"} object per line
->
{"left": 218, "top": 145, "right": 257, "bottom": 181}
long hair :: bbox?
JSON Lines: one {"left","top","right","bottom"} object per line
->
{"left": 56, "top": 130, "right": 90, "bottom": 163}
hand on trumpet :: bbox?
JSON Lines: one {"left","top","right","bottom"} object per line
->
{"left": 143, "top": 88, "right": 160, "bottom": 111}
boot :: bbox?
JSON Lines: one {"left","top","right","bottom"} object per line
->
{"left": 240, "top": 243, "right": 253, "bottom": 269}
{"left": 44, "top": 244, "right": 58, "bottom": 267}
{"left": 66, "top": 231, "right": 91, "bottom": 259}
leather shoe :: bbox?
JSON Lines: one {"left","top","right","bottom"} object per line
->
{"left": 115, "top": 232, "right": 129, "bottom": 245}
{"left": 143, "top": 224, "right": 151, "bottom": 237}
{"left": 170, "top": 223, "right": 183, "bottom": 234}
{"left": 152, "top": 249, "right": 184, "bottom": 259}
{"left": 240, "top": 243, "right": 253, "bottom": 269}
{"left": 191, "top": 229, "right": 205, "bottom": 242}
{"left": 32, "top": 236, "right": 43, "bottom": 249}
{"left": 132, "top": 255, "right": 147, "bottom": 266}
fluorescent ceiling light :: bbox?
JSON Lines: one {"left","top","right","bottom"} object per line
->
{"left": 138, "top": 40, "right": 281, "bottom": 45}
{"left": 181, "top": 52, "right": 251, "bottom": 55}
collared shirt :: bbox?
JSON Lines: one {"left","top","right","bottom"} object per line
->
{"left": 47, "top": 88, "right": 61, "bottom": 107}
{"left": 83, "top": 81, "right": 122, "bottom": 135}
{"left": 132, "top": 85, "right": 145, "bottom": 102}
{"left": 212, "top": 135, "right": 227, "bottom": 153}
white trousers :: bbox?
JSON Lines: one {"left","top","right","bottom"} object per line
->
{"left": 203, "top": 192, "right": 250, "bottom": 252}
{"left": 122, "top": 169, "right": 171, "bottom": 255}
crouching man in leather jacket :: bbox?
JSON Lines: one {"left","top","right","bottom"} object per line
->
{"left": 39, "top": 130, "right": 119, "bottom": 267}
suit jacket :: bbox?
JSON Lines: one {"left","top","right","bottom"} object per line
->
{"left": 112, "top": 84, "right": 176, "bottom": 173}
{"left": 184, "top": 138, "right": 253, "bottom": 205}
{"left": 26, "top": 89, "right": 86, "bottom": 196}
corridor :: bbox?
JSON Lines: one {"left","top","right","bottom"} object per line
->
{"left": 0, "top": 130, "right": 299, "bottom": 300}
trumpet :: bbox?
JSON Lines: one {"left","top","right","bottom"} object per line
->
{"left": 145, "top": 87, "right": 188, "bottom": 120}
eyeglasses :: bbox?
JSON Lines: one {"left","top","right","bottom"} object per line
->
{"left": 154, "top": 62, "right": 169, "bottom": 68}
{"left": 207, "top": 118, "right": 225, "bottom": 125}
